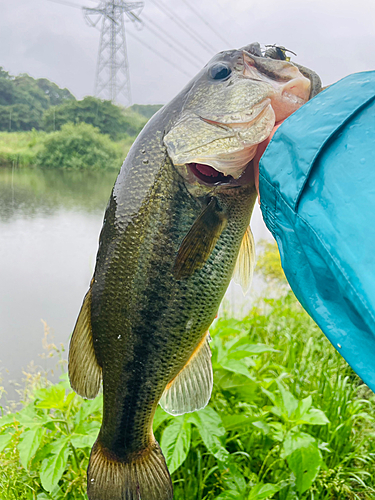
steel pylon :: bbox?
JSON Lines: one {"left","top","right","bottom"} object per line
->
{"left": 83, "top": 1, "right": 143, "bottom": 106}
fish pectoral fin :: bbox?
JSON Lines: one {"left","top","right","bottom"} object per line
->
{"left": 159, "top": 332, "right": 213, "bottom": 415}
{"left": 174, "top": 197, "right": 227, "bottom": 279}
{"left": 68, "top": 288, "right": 102, "bottom": 399}
{"left": 233, "top": 225, "right": 256, "bottom": 293}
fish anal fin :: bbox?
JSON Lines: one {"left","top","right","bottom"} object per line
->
{"left": 233, "top": 225, "right": 256, "bottom": 293}
{"left": 174, "top": 198, "right": 227, "bottom": 279}
{"left": 160, "top": 332, "right": 213, "bottom": 416}
{"left": 88, "top": 439, "right": 173, "bottom": 500}
{"left": 68, "top": 288, "right": 102, "bottom": 399}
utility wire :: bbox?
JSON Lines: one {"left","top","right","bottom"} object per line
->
{"left": 127, "top": 30, "right": 194, "bottom": 78}
{"left": 143, "top": 20, "right": 202, "bottom": 69}
{"left": 179, "top": 0, "right": 231, "bottom": 46}
{"left": 48, "top": 0, "right": 84, "bottom": 8}
{"left": 142, "top": 13, "right": 205, "bottom": 67}
{"left": 149, "top": 0, "right": 217, "bottom": 55}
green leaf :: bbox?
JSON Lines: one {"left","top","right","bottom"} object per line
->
{"left": 287, "top": 443, "right": 322, "bottom": 494}
{"left": 161, "top": 416, "right": 191, "bottom": 474}
{"left": 252, "top": 421, "right": 271, "bottom": 435}
{"left": 70, "top": 420, "right": 100, "bottom": 449}
{"left": 220, "top": 359, "right": 253, "bottom": 378}
{"left": 39, "top": 438, "right": 70, "bottom": 492}
{"left": 35, "top": 386, "right": 66, "bottom": 410}
{"left": 74, "top": 395, "right": 103, "bottom": 425}
{"left": 218, "top": 373, "right": 257, "bottom": 401}
{"left": 18, "top": 426, "right": 45, "bottom": 469}
{"left": 189, "top": 406, "right": 229, "bottom": 463}
{"left": 153, "top": 406, "right": 172, "bottom": 432}
{"left": 281, "top": 431, "right": 316, "bottom": 458}
{"left": 230, "top": 342, "right": 278, "bottom": 355}
{"left": 0, "top": 431, "right": 14, "bottom": 453}
{"left": 0, "top": 413, "right": 18, "bottom": 428}
{"left": 248, "top": 482, "right": 287, "bottom": 499}
{"left": 276, "top": 381, "right": 298, "bottom": 418}
{"left": 225, "top": 462, "right": 246, "bottom": 493}
{"left": 297, "top": 408, "right": 329, "bottom": 426}
{"left": 295, "top": 396, "right": 312, "bottom": 420}
{"left": 216, "top": 492, "right": 241, "bottom": 500}
{"left": 221, "top": 414, "right": 257, "bottom": 431}
{"left": 17, "top": 404, "right": 48, "bottom": 428}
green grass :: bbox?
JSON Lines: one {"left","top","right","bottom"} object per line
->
{"left": 0, "top": 130, "right": 47, "bottom": 167}
{"left": 1, "top": 290, "right": 374, "bottom": 499}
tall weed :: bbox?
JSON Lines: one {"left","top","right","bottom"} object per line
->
{"left": 1, "top": 294, "right": 374, "bottom": 499}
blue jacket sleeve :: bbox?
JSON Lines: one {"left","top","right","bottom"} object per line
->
{"left": 259, "top": 71, "right": 375, "bottom": 391}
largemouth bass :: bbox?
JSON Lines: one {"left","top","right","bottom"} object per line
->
{"left": 69, "top": 42, "right": 321, "bottom": 500}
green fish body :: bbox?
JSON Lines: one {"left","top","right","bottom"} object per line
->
{"left": 68, "top": 42, "right": 321, "bottom": 500}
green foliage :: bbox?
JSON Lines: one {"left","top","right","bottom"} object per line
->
{"left": 42, "top": 97, "right": 148, "bottom": 140}
{"left": 35, "top": 123, "right": 124, "bottom": 171}
{"left": 0, "top": 130, "right": 47, "bottom": 167}
{"left": 256, "top": 241, "right": 288, "bottom": 286}
{"left": 0, "top": 129, "right": 134, "bottom": 170}
{"left": 1, "top": 295, "right": 375, "bottom": 499}
{"left": 0, "top": 68, "right": 74, "bottom": 132}
{"left": 129, "top": 103, "right": 163, "bottom": 119}
{"left": 0, "top": 67, "right": 158, "bottom": 139}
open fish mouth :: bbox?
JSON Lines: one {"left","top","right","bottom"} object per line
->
{"left": 187, "top": 162, "right": 237, "bottom": 185}
{"left": 168, "top": 102, "right": 275, "bottom": 188}
{"left": 186, "top": 155, "right": 257, "bottom": 188}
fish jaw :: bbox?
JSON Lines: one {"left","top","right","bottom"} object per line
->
{"left": 164, "top": 101, "right": 276, "bottom": 189}
{"left": 243, "top": 51, "right": 311, "bottom": 122}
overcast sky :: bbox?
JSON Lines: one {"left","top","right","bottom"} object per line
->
{"left": 1, "top": 0, "right": 374, "bottom": 106}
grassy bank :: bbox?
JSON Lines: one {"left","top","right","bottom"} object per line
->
{"left": 1, "top": 290, "right": 374, "bottom": 500}
{"left": 0, "top": 124, "right": 136, "bottom": 170}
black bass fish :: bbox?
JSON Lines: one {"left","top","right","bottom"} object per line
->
{"left": 68, "top": 42, "right": 321, "bottom": 500}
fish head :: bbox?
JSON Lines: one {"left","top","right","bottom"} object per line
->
{"left": 164, "top": 42, "right": 317, "bottom": 194}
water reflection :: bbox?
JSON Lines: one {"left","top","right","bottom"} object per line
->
{"left": 0, "top": 167, "right": 118, "bottom": 401}
{"left": 0, "top": 167, "right": 118, "bottom": 221}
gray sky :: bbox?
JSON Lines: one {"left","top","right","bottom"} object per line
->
{"left": 0, "top": 0, "right": 374, "bottom": 105}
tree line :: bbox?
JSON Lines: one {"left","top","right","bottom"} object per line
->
{"left": 0, "top": 67, "right": 162, "bottom": 140}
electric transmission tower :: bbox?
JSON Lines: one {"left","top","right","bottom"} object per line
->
{"left": 83, "top": 1, "right": 144, "bottom": 106}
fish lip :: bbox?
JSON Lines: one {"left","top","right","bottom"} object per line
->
{"left": 198, "top": 99, "right": 271, "bottom": 129}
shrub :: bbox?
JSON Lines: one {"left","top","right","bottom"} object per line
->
{"left": 36, "top": 122, "right": 123, "bottom": 171}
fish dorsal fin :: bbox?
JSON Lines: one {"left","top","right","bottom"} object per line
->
{"left": 233, "top": 225, "right": 256, "bottom": 293}
{"left": 68, "top": 288, "right": 102, "bottom": 399}
{"left": 174, "top": 197, "right": 227, "bottom": 279}
{"left": 159, "top": 332, "right": 213, "bottom": 415}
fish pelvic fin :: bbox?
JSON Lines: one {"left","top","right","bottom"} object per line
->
{"left": 233, "top": 225, "right": 256, "bottom": 294}
{"left": 174, "top": 197, "right": 227, "bottom": 279}
{"left": 160, "top": 332, "right": 213, "bottom": 416}
{"left": 87, "top": 439, "right": 173, "bottom": 500}
{"left": 68, "top": 288, "right": 102, "bottom": 399}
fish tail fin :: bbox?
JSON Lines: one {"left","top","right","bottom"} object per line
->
{"left": 87, "top": 438, "right": 173, "bottom": 500}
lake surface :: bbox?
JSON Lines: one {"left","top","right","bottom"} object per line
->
{"left": 0, "top": 166, "right": 271, "bottom": 401}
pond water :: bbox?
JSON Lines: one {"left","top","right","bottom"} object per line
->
{"left": 0, "top": 166, "right": 271, "bottom": 401}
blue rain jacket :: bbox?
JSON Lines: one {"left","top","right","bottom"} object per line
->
{"left": 259, "top": 71, "right": 375, "bottom": 391}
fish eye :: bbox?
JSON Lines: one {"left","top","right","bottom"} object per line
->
{"left": 209, "top": 63, "right": 232, "bottom": 80}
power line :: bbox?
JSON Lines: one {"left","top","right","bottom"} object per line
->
{"left": 142, "top": 12, "right": 206, "bottom": 66}
{"left": 48, "top": 0, "right": 84, "bottom": 9}
{"left": 143, "top": 20, "right": 201, "bottom": 69}
{"left": 179, "top": 0, "right": 231, "bottom": 46}
{"left": 149, "top": 0, "right": 217, "bottom": 55}
{"left": 127, "top": 30, "right": 194, "bottom": 78}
